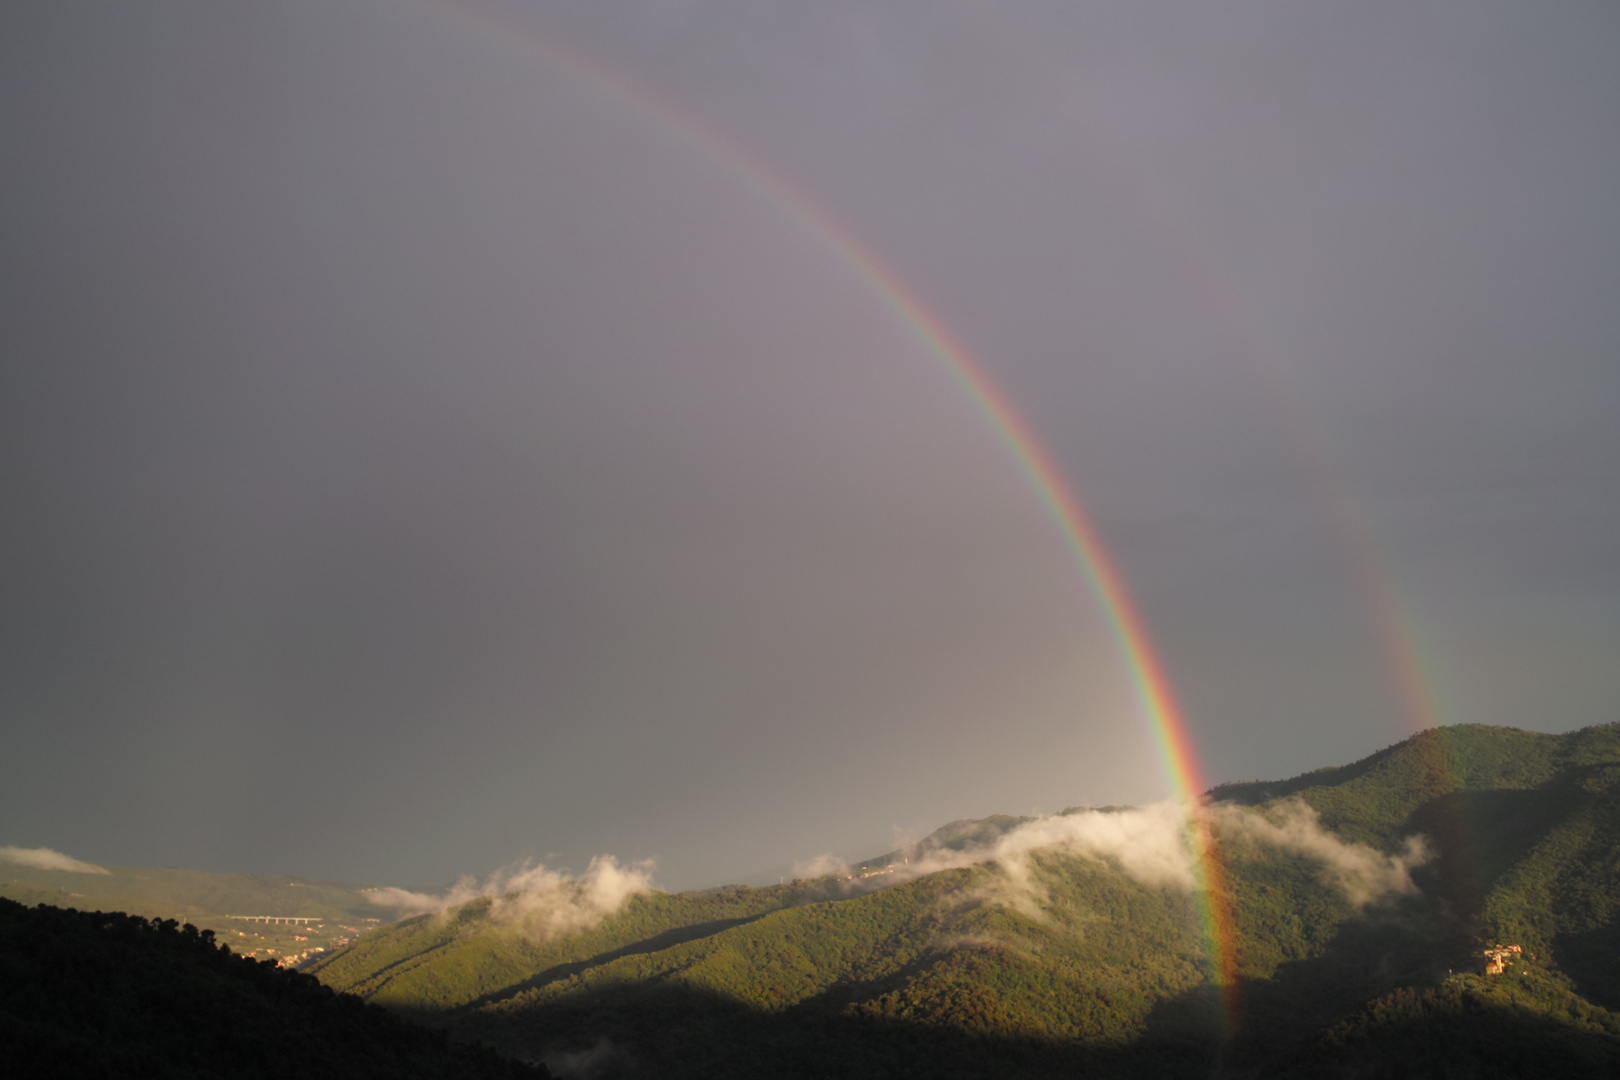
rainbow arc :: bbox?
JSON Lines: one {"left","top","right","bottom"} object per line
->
{"left": 414, "top": 0, "right": 1242, "bottom": 1028}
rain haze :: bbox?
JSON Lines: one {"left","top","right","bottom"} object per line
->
{"left": 3, "top": 0, "right": 1617, "bottom": 892}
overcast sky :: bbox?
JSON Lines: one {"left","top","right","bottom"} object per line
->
{"left": 3, "top": 0, "right": 1617, "bottom": 891}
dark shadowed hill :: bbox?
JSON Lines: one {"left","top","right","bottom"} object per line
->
{"left": 0, "top": 899, "right": 545, "bottom": 1080}
{"left": 309, "top": 722, "right": 1620, "bottom": 1078}
{"left": 1268, "top": 974, "right": 1620, "bottom": 1079}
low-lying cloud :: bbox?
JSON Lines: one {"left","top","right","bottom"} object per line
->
{"left": 800, "top": 798, "right": 1429, "bottom": 914}
{"left": 0, "top": 845, "right": 111, "bottom": 874}
{"left": 991, "top": 801, "right": 1202, "bottom": 890}
{"left": 790, "top": 852, "right": 851, "bottom": 879}
{"left": 1209, "top": 799, "right": 1431, "bottom": 906}
{"left": 364, "top": 855, "right": 654, "bottom": 939}
{"left": 542, "top": 1038, "right": 631, "bottom": 1079}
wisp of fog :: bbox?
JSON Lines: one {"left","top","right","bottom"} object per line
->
{"left": 364, "top": 855, "right": 654, "bottom": 938}
{"left": 361, "top": 799, "right": 1427, "bottom": 943}
{"left": 797, "top": 799, "right": 1429, "bottom": 914}
{"left": 0, "top": 846, "right": 111, "bottom": 874}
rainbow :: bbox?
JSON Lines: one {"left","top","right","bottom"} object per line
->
{"left": 1093, "top": 147, "right": 1481, "bottom": 957}
{"left": 409, "top": 0, "right": 1241, "bottom": 1027}
{"left": 1094, "top": 147, "right": 1457, "bottom": 746}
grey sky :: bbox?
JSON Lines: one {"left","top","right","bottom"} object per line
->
{"left": 3, "top": 0, "right": 1616, "bottom": 891}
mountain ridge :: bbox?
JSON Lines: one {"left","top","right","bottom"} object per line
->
{"left": 307, "top": 721, "right": 1620, "bottom": 1076}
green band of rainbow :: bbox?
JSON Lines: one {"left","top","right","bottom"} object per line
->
{"left": 419, "top": 0, "right": 1241, "bottom": 1027}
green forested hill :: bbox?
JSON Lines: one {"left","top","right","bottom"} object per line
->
{"left": 1274, "top": 970, "right": 1620, "bottom": 1078}
{"left": 311, "top": 723, "right": 1620, "bottom": 1078}
{"left": 1213, "top": 724, "right": 1620, "bottom": 1006}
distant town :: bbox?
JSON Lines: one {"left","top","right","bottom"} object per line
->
{"left": 222, "top": 914, "right": 383, "bottom": 968}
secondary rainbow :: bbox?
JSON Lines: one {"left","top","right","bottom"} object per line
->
{"left": 1096, "top": 146, "right": 1456, "bottom": 744}
{"left": 1104, "top": 158, "right": 1477, "bottom": 933}
{"left": 413, "top": 0, "right": 1242, "bottom": 1024}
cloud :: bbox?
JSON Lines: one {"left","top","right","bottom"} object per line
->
{"left": 796, "top": 799, "right": 1430, "bottom": 916}
{"left": 1208, "top": 799, "right": 1432, "bottom": 906}
{"left": 543, "top": 1038, "right": 630, "bottom": 1079}
{"left": 0, "top": 846, "right": 111, "bottom": 874}
{"left": 363, "top": 855, "right": 654, "bottom": 938}
{"left": 804, "top": 803, "right": 1201, "bottom": 893}
{"left": 790, "top": 853, "right": 850, "bottom": 879}
{"left": 991, "top": 801, "right": 1201, "bottom": 890}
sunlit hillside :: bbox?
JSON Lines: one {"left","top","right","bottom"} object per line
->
{"left": 309, "top": 723, "right": 1620, "bottom": 1077}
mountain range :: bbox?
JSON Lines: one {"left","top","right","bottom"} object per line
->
{"left": 304, "top": 722, "right": 1620, "bottom": 1077}
{"left": 5, "top": 722, "right": 1618, "bottom": 1077}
